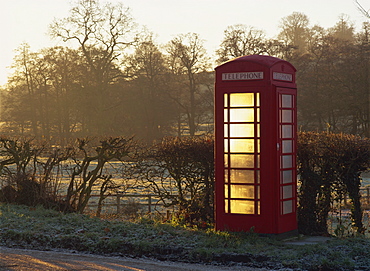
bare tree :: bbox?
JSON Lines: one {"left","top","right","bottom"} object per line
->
{"left": 49, "top": 0, "right": 137, "bottom": 135}
{"left": 216, "top": 24, "right": 270, "bottom": 63}
{"left": 6, "top": 44, "right": 40, "bottom": 137}
{"left": 166, "top": 33, "right": 211, "bottom": 136}
{"left": 49, "top": 0, "right": 136, "bottom": 83}
{"left": 278, "top": 12, "right": 311, "bottom": 57}
{"left": 4, "top": 45, "right": 90, "bottom": 142}
{"left": 124, "top": 32, "right": 176, "bottom": 141}
{"left": 40, "top": 46, "right": 85, "bottom": 143}
{"left": 356, "top": 1, "right": 370, "bottom": 137}
{"left": 329, "top": 14, "right": 355, "bottom": 41}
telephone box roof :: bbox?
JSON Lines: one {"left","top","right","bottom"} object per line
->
{"left": 216, "top": 55, "right": 296, "bottom": 71}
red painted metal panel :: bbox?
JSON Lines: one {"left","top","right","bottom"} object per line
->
{"left": 214, "top": 55, "right": 297, "bottom": 235}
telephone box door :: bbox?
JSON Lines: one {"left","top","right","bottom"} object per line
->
{"left": 276, "top": 87, "right": 297, "bottom": 233}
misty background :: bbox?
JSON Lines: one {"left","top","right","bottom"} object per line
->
{"left": 1, "top": 0, "right": 370, "bottom": 144}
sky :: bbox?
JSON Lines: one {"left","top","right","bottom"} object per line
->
{"left": 0, "top": 0, "right": 369, "bottom": 86}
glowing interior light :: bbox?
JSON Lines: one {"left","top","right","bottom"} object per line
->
{"left": 230, "top": 185, "right": 254, "bottom": 199}
{"left": 256, "top": 93, "right": 260, "bottom": 106}
{"left": 229, "top": 139, "right": 254, "bottom": 153}
{"left": 230, "top": 169, "right": 254, "bottom": 183}
{"left": 230, "top": 93, "right": 254, "bottom": 107}
{"left": 230, "top": 200, "right": 254, "bottom": 214}
{"left": 223, "top": 92, "right": 261, "bottom": 215}
{"left": 229, "top": 124, "right": 254, "bottom": 137}
{"left": 230, "top": 154, "right": 254, "bottom": 168}
{"left": 230, "top": 108, "right": 254, "bottom": 122}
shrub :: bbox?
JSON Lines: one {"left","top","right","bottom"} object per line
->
{"left": 136, "top": 135, "right": 214, "bottom": 226}
{"left": 0, "top": 136, "right": 134, "bottom": 214}
{"left": 63, "top": 137, "right": 134, "bottom": 214}
{"left": 297, "top": 132, "right": 370, "bottom": 235}
{"left": 0, "top": 137, "right": 69, "bottom": 209}
{"left": 2, "top": 132, "right": 369, "bottom": 237}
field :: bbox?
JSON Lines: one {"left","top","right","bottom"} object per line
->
{"left": 1, "top": 203, "right": 370, "bottom": 270}
{"left": 2, "top": 159, "right": 370, "bottom": 238}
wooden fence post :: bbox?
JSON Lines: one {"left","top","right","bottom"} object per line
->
{"left": 148, "top": 195, "right": 152, "bottom": 213}
{"left": 116, "top": 194, "right": 121, "bottom": 214}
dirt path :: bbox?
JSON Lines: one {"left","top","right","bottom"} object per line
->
{"left": 0, "top": 247, "right": 268, "bottom": 271}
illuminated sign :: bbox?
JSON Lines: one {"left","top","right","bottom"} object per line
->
{"left": 222, "top": 72, "right": 263, "bottom": 81}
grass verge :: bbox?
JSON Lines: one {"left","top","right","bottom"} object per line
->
{"left": 1, "top": 204, "right": 370, "bottom": 270}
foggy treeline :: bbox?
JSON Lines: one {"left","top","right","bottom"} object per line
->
{"left": 1, "top": 0, "right": 370, "bottom": 144}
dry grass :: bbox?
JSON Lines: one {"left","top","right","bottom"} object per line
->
{"left": 1, "top": 203, "right": 370, "bottom": 270}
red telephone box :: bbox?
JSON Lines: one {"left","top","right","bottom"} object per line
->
{"left": 214, "top": 55, "right": 297, "bottom": 235}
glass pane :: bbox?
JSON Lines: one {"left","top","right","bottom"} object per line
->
{"left": 230, "top": 139, "right": 254, "bottom": 153}
{"left": 283, "top": 200, "right": 293, "bottom": 214}
{"left": 256, "top": 108, "right": 260, "bottom": 122}
{"left": 224, "top": 139, "right": 228, "bottom": 152}
{"left": 230, "top": 93, "right": 254, "bottom": 107}
{"left": 281, "top": 110, "right": 292, "bottom": 123}
{"left": 257, "top": 201, "right": 260, "bottom": 214}
{"left": 257, "top": 124, "right": 260, "bottom": 137}
{"left": 282, "top": 94, "right": 292, "bottom": 108}
{"left": 224, "top": 170, "right": 229, "bottom": 183}
{"left": 224, "top": 124, "right": 228, "bottom": 137}
{"left": 282, "top": 155, "right": 292, "bottom": 169}
{"left": 224, "top": 109, "right": 228, "bottom": 122}
{"left": 224, "top": 94, "right": 228, "bottom": 107}
{"left": 282, "top": 170, "right": 293, "bottom": 184}
{"left": 225, "top": 200, "right": 229, "bottom": 213}
{"left": 230, "top": 169, "right": 254, "bottom": 183}
{"left": 283, "top": 185, "right": 293, "bottom": 199}
{"left": 257, "top": 139, "right": 260, "bottom": 153}
{"left": 282, "top": 125, "right": 293, "bottom": 138}
{"left": 230, "top": 124, "right": 254, "bottom": 137}
{"left": 256, "top": 93, "right": 260, "bottom": 106}
{"left": 230, "top": 200, "right": 254, "bottom": 214}
{"left": 230, "top": 185, "right": 254, "bottom": 199}
{"left": 224, "top": 154, "right": 228, "bottom": 167}
{"left": 282, "top": 140, "right": 292, "bottom": 153}
{"left": 230, "top": 154, "right": 254, "bottom": 168}
{"left": 224, "top": 185, "right": 229, "bottom": 198}
{"left": 230, "top": 108, "right": 254, "bottom": 122}
{"left": 256, "top": 186, "right": 260, "bottom": 199}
